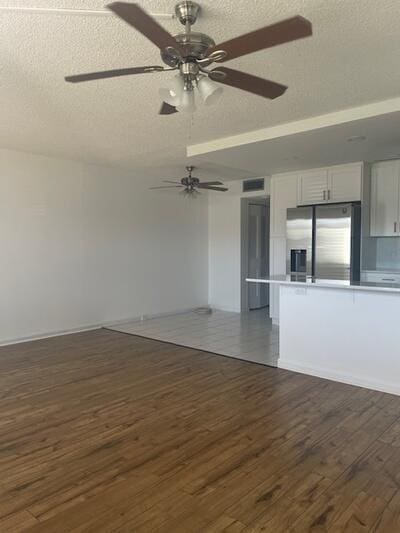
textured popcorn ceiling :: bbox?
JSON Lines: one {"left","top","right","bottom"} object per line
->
{"left": 1, "top": 0, "right": 400, "bottom": 176}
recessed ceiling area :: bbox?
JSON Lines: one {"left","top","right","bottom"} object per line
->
{"left": 187, "top": 99, "right": 400, "bottom": 177}
{"left": 1, "top": 0, "right": 400, "bottom": 176}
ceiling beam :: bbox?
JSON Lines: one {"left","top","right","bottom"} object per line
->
{"left": 187, "top": 97, "right": 400, "bottom": 157}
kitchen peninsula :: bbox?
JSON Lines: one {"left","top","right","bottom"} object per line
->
{"left": 247, "top": 275, "right": 400, "bottom": 396}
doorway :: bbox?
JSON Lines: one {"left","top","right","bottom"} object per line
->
{"left": 241, "top": 196, "right": 270, "bottom": 311}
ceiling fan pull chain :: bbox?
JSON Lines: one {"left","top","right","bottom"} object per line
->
{"left": 187, "top": 112, "right": 195, "bottom": 145}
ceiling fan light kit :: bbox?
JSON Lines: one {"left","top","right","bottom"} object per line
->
{"left": 197, "top": 76, "right": 223, "bottom": 106}
{"left": 177, "top": 87, "right": 196, "bottom": 113}
{"left": 64, "top": 1, "right": 312, "bottom": 116}
{"left": 159, "top": 74, "right": 184, "bottom": 106}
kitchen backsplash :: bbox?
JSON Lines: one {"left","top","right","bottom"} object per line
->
{"left": 362, "top": 237, "right": 400, "bottom": 272}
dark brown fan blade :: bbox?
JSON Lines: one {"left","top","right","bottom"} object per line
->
{"left": 197, "top": 181, "right": 224, "bottom": 186}
{"left": 108, "top": 2, "right": 184, "bottom": 55}
{"left": 210, "top": 67, "right": 287, "bottom": 100}
{"left": 208, "top": 16, "right": 312, "bottom": 62}
{"left": 149, "top": 185, "right": 183, "bottom": 190}
{"left": 197, "top": 185, "right": 229, "bottom": 192}
{"left": 65, "top": 66, "right": 164, "bottom": 83}
{"left": 159, "top": 102, "right": 178, "bottom": 115}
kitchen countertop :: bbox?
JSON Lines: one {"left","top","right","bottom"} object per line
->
{"left": 246, "top": 275, "right": 400, "bottom": 293}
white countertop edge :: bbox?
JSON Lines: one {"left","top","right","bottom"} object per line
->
{"left": 245, "top": 278, "right": 400, "bottom": 294}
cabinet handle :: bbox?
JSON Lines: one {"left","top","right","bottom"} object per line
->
{"left": 327, "top": 189, "right": 331, "bottom": 201}
{"left": 323, "top": 190, "right": 326, "bottom": 201}
{"left": 382, "top": 278, "right": 395, "bottom": 282}
{"left": 395, "top": 222, "right": 397, "bottom": 233}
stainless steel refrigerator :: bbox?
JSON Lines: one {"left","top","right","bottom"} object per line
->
{"left": 286, "top": 203, "right": 361, "bottom": 280}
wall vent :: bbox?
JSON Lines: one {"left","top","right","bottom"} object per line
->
{"left": 242, "top": 178, "right": 264, "bottom": 193}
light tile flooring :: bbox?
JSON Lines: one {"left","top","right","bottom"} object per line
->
{"left": 109, "top": 308, "right": 279, "bottom": 367}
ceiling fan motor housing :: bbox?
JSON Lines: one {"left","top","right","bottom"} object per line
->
{"left": 160, "top": 1, "right": 214, "bottom": 67}
{"left": 182, "top": 176, "right": 199, "bottom": 187}
{"left": 161, "top": 32, "right": 215, "bottom": 67}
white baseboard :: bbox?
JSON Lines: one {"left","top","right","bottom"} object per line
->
{"left": 0, "top": 324, "right": 102, "bottom": 347}
{"left": 278, "top": 360, "right": 400, "bottom": 397}
{"left": 211, "top": 306, "right": 241, "bottom": 313}
{"left": 0, "top": 305, "right": 209, "bottom": 347}
{"left": 105, "top": 306, "right": 209, "bottom": 328}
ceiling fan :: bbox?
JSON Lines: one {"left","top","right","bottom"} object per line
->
{"left": 149, "top": 166, "right": 228, "bottom": 196}
{"left": 65, "top": 1, "right": 312, "bottom": 115}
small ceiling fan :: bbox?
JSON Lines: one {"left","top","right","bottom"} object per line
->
{"left": 65, "top": 1, "right": 312, "bottom": 114}
{"left": 150, "top": 166, "right": 228, "bottom": 196}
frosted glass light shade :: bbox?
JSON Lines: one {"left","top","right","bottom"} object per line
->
{"left": 159, "top": 75, "right": 184, "bottom": 106}
{"left": 197, "top": 76, "right": 223, "bottom": 106}
{"left": 177, "top": 89, "right": 196, "bottom": 113}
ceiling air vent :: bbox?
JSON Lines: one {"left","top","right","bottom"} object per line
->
{"left": 242, "top": 178, "right": 264, "bottom": 193}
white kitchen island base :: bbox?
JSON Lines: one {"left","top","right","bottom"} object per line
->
{"left": 247, "top": 276, "right": 400, "bottom": 396}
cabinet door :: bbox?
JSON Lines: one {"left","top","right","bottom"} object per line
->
{"left": 269, "top": 237, "right": 286, "bottom": 321}
{"left": 370, "top": 161, "right": 400, "bottom": 237}
{"left": 362, "top": 271, "right": 400, "bottom": 284}
{"left": 298, "top": 170, "right": 328, "bottom": 205}
{"left": 269, "top": 284, "right": 280, "bottom": 322}
{"left": 328, "top": 164, "right": 362, "bottom": 203}
{"left": 271, "top": 237, "right": 287, "bottom": 276}
{"left": 270, "top": 175, "right": 298, "bottom": 237}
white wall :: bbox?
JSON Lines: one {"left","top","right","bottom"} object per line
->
{"left": 208, "top": 179, "right": 270, "bottom": 312}
{"left": 0, "top": 149, "right": 208, "bottom": 344}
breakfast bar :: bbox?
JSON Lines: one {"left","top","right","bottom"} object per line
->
{"left": 247, "top": 275, "right": 400, "bottom": 396}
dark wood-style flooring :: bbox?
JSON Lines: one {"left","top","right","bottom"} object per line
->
{"left": 0, "top": 329, "right": 399, "bottom": 532}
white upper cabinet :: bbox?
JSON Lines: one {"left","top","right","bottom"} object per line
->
{"left": 370, "top": 160, "right": 400, "bottom": 237}
{"left": 298, "top": 163, "right": 362, "bottom": 205}
{"left": 327, "top": 163, "right": 362, "bottom": 203}
{"left": 298, "top": 169, "right": 328, "bottom": 205}
{"left": 270, "top": 173, "right": 298, "bottom": 237}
